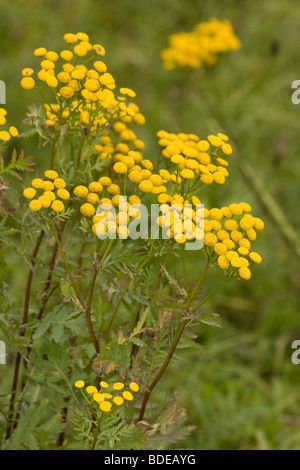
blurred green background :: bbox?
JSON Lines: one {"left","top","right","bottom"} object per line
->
{"left": 1, "top": 0, "right": 300, "bottom": 449}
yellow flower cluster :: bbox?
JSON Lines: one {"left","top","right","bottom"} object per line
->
{"left": 75, "top": 180, "right": 141, "bottom": 239}
{"left": 0, "top": 107, "right": 18, "bottom": 143}
{"left": 23, "top": 170, "right": 69, "bottom": 212}
{"left": 157, "top": 130, "right": 232, "bottom": 187}
{"left": 202, "top": 202, "right": 264, "bottom": 280}
{"left": 20, "top": 32, "right": 145, "bottom": 138}
{"left": 90, "top": 118, "right": 146, "bottom": 161}
{"left": 74, "top": 379, "right": 139, "bottom": 412}
{"left": 76, "top": 129, "right": 235, "bottom": 242}
{"left": 156, "top": 195, "right": 203, "bottom": 245}
{"left": 161, "top": 19, "right": 241, "bottom": 70}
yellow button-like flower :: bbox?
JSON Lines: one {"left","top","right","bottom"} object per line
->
{"left": 0, "top": 131, "right": 11, "bottom": 142}
{"left": 74, "top": 185, "right": 89, "bottom": 197}
{"left": 74, "top": 44, "right": 87, "bottom": 57}
{"left": 80, "top": 203, "right": 96, "bottom": 217}
{"left": 139, "top": 180, "right": 153, "bottom": 193}
{"left": 93, "top": 44, "right": 105, "bottom": 56}
{"left": 31, "top": 178, "right": 44, "bottom": 189}
{"left": 40, "top": 60, "right": 55, "bottom": 70}
{"left": 100, "top": 381, "right": 109, "bottom": 389}
{"left": 113, "top": 396, "right": 124, "bottom": 406}
{"left": 249, "top": 252, "right": 262, "bottom": 264}
{"left": 113, "top": 382, "right": 124, "bottom": 391}
{"left": 44, "top": 190, "right": 56, "bottom": 202}
{"left": 22, "top": 68, "right": 34, "bottom": 77}
{"left": 204, "top": 233, "right": 218, "bottom": 246}
{"left": 93, "top": 393, "right": 105, "bottom": 403}
{"left": 239, "top": 266, "right": 251, "bottom": 280}
{"left": 43, "top": 181, "right": 55, "bottom": 191}
{"left": 100, "top": 400, "right": 112, "bottom": 413}
{"left": 107, "top": 184, "right": 121, "bottom": 195}
{"left": 60, "top": 50, "right": 74, "bottom": 61}
{"left": 23, "top": 188, "right": 36, "bottom": 199}
{"left": 100, "top": 401, "right": 112, "bottom": 412}
{"left": 86, "top": 385, "right": 98, "bottom": 395}
{"left": 44, "top": 170, "right": 59, "bottom": 180}
{"left": 63, "top": 33, "right": 78, "bottom": 44}
{"left": 122, "top": 391, "right": 134, "bottom": 401}
{"left": 222, "top": 143, "right": 233, "bottom": 155}
{"left": 34, "top": 47, "right": 47, "bottom": 57}
{"left": 45, "top": 51, "right": 59, "bottom": 62}
{"left": 88, "top": 182, "right": 103, "bottom": 193}
{"left": 217, "top": 255, "right": 230, "bottom": 269}
{"left": 129, "top": 382, "right": 139, "bottom": 392}
{"left": 29, "top": 199, "right": 42, "bottom": 211}
{"left": 51, "top": 200, "right": 64, "bottom": 212}
{"left": 57, "top": 188, "right": 70, "bottom": 200}
{"left": 74, "top": 380, "right": 85, "bottom": 389}
{"left": 38, "top": 196, "right": 52, "bottom": 208}
{"left": 21, "top": 77, "right": 35, "bottom": 90}
{"left": 113, "top": 162, "right": 128, "bottom": 174}
{"left": 54, "top": 178, "right": 66, "bottom": 189}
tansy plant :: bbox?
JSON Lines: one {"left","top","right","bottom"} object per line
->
{"left": 0, "top": 31, "right": 263, "bottom": 450}
{"left": 161, "top": 18, "right": 241, "bottom": 70}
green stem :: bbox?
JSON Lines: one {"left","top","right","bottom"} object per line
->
{"left": 104, "top": 248, "right": 156, "bottom": 343}
{"left": 50, "top": 222, "right": 85, "bottom": 307}
{"left": 138, "top": 261, "right": 209, "bottom": 422}
{"left": 50, "top": 221, "right": 99, "bottom": 353}
{"left": 50, "top": 131, "right": 59, "bottom": 170}
{"left": 76, "top": 136, "right": 85, "bottom": 168}
{"left": 182, "top": 245, "right": 189, "bottom": 294}
{"left": 6, "top": 229, "right": 45, "bottom": 439}
{"left": 130, "top": 243, "right": 174, "bottom": 368}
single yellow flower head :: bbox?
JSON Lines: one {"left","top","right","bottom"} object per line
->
{"left": 113, "top": 396, "right": 124, "bottom": 406}
{"left": 122, "top": 391, "right": 134, "bottom": 401}
{"left": 59, "top": 86, "right": 74, "bottom": 99}
{"left": 113, "top": 382, "right": 124, "bottom": 391}
{"left": 57, "top": 188, "right": 70, "bottom": 200}
{"left": 21, "top": 77, "right": 35, "bottom": 90}
{"left": 100, "top": 381, "right": 109, "bottom": 389}
{"left": 51, "top": 200, "right": 64, "bottom": 212}
{"left": 29, "top": 199, "right": 42, "bottom": 212}
{"left": 31, "top": 178, "right": 44, "bottom": 189}
{"left": 44, "top": 190, "right": 56, "bottom": 202}
{"left": 249, "top": 252, "right": 262, "bottom": 264}
{"left": 43, "top": 180, "right": 55, "bottom": 191}
{"left": 74, "top": 185, "right": 89, "bottom": 197}
{"left": 63, "top": 33, "right": 78, "bottom": 44}
{"left": 93, "top": 393, "right": 105, "bottom": 403}
{"left": 22, "top": 68, "right": 34, "bottom": 77}
{"left": 34, "top": 47, "right": 47, "bottom": 57}
{"left": 23, "top": 188, "right": 36, "bottom": 199}
{"left": 217, "top": 255, "right": 230, "bottom": 269}
{"left": 60, "top": 50, "right": 74, "bottom": 61}
{"left": 54, "top": 178, "right": 66, "bottom": 189}
{"left": 0, "top": 131, "right": 10, "bottom": 142}
{"left": 74, "top": 44, "right": 87, "bottom": 57}
{"left": 113, "top": 162, "right": 128, "bottom": 174}
{"left": 129, "top": 382, "right": 139, "bottom": 392}
{"left": 139, "top": 180, "right": 153, "bottom": 193}
{"left": 93, "top": 44, "right": 105, "bottom": 56}
{"left": 44, "top": 170, "right": 59, "bottom": 180}
{"left": 239, "top": 266, "right": 251, "bottom": 280}
{"left": 74, "top": 380, "right": 85, "bottom": 389}
{"left": 86, "top": 385, "right": 98, "bottom": 395}
{"left": 100, "top": 401, "right": 112, "bottom": 412}
{"left": 80, "top": 203, "right": 96, "bottom": 217}
{"left": 38, "top": 196, "right": 52, "bottom": 208}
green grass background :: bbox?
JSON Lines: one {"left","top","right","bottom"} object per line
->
{"left": 1, "top": 0, "right": 300, "bottom": 449}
